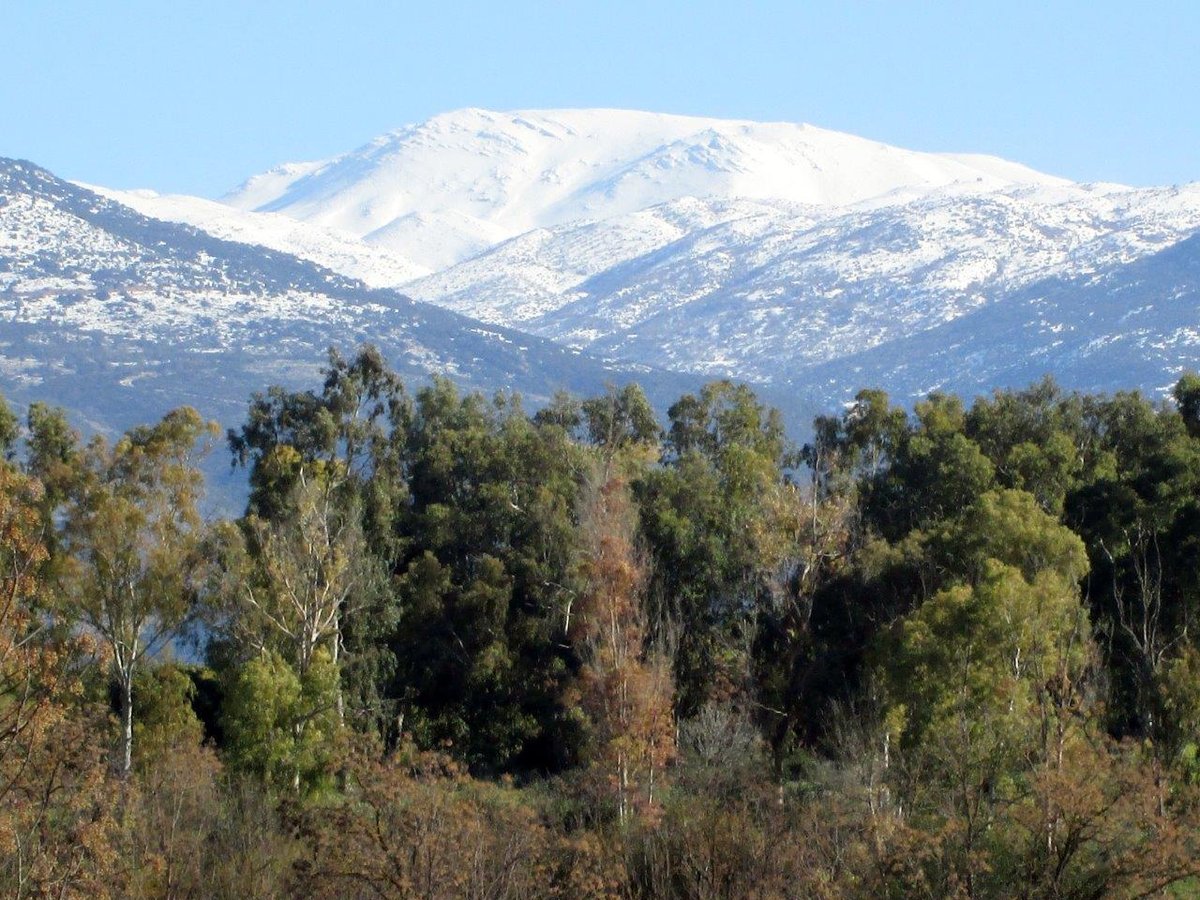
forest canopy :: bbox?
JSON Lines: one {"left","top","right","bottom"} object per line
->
{"left": 3, "top": 347, "right": 1200, "bottom": 897}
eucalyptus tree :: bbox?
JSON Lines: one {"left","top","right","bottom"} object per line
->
{"left": 57, "top": 407, "right": 217, "bottom": 776}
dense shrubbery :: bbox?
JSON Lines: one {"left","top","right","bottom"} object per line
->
{"left": 3, "top": 350, "right": 1200, "bottom": 897}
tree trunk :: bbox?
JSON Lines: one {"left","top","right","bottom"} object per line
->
{"left": 292, "top": 719, "right": 303, "bottom": 793}
{"left": 333, "top": 608, "right": 344, "bottom": 725}
{"left": 121, "top": 670, "right": 134, "bottom": 777}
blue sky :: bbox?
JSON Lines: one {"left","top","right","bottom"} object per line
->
{"left": 4, "top": 1, "right": 1197, "bottom": 196}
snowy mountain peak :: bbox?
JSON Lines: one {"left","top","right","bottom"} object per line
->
{"left": 38, "top": 112, "right": 1199, "bottom": 440}
{"left": 221, "top": 108, "right": 1069, "bottom": 271}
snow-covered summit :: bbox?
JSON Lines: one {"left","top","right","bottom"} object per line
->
{"left": 222, "top": 107, "right": 1068, "bottom": 271}
{"left": 23, "top": 109, "right": 1198, "bottom": 434}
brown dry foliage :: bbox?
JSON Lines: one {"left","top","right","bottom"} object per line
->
{"left": 292, "top": 744, "right": 592, "bottom": 899}
{"left": 0, "top": 465, "right": 124, "bottom": 898}
{"left": 569, "top": 474, "right": 676, "bottom": 827}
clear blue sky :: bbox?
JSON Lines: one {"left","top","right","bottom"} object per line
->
{"left": 4, "top": 0, "right": 1197, "bottom": 196}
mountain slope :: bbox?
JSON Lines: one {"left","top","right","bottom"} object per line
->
{"left": 401, "top": 183, "right": 1200, "bottom": 381}
{"left": 789, "top": 228, "right": 1200, "bottom": 407}
{"left": 0, "top": 158, "right": 697, "bottom": 441}
{"left": 88, "top": 185, "right": 430, "bottom": 286}
{"left": 206, "top": 108, "right": 1200, "bottom": 395}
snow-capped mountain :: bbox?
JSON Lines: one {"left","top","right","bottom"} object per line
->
{"left": 0, "top": 158, "right": 696, "bottom": 443}
{"left": 197, "top": 108, "right": 1200, "bottom": 401}
{"left": 4, "top": 107, "right": 1200, "bottom": 466}
{"left": 403, "top": 183, "right": 1200, "bottom": 382}
{"left": 221, "top": 108, "right": 1066, "bottom": 273}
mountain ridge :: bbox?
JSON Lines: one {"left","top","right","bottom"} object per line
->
{"left": 0, "top": 157, "right": 703, "bottom": 439}
{"left": 5, "top": 109, "right": 1198, "bottom": 458}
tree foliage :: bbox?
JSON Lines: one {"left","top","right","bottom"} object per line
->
{"left": 4, "top": 363, "right": 1200, "bottom": 895}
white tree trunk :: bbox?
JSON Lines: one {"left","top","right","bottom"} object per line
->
{"left": 121, "top": 669, "right": 134, "bottom": 777}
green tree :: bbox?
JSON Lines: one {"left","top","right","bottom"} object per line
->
{"left": 131, "top": 663, "right": 205, "bottom": 770}
{"left": 217, "top": 470, "right": 368, "bottom": 699}
{"left": 965, "top": 377, "right": 1088, "bottom": 514}
{"left": 222, "top": 648, "right": 340, "bottom": 793}
{"left": 1157, "top": 644, "right": 1200, "bottom": 779}
{"left": 877, "top": 489, "right": 1094, "bottom": 893}
{"left": 1173, "top": 371, "right": 1200, "bottom": 438}
{"left": 0, "top": 394, "right": 18, "bottom": 461}
{"left": 385, "top": 380, "right": 589, "bottom": 772}
{"left": 228, "top": 347, "right": 410, "bottom": 737}
{"left": 581, "top": 382, "right": 659, "bottom": 466}
{"left": 1066, "top": 389, "right": 1200, "bottom": 739}
{"left": 229, "top": 345, "right": 409, "bottom": 529}
{"left": 639, "top": 381, "right": 794, "bottom": 716}
{"left": 57, "top": 407, "right": 216, "bottom": 776}
{"left": 874, "top": 392, "right": 996, "bottom": 537}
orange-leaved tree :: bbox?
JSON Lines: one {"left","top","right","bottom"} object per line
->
{"left": 0, "top": 456, "right": 122, "bottom": 895}
{"left": 569, "top": 471, "right": 675, "bottom": 825}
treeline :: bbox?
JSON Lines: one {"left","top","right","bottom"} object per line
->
{"left": 4, "top": 347, "right": 1200, "bottom": 897}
